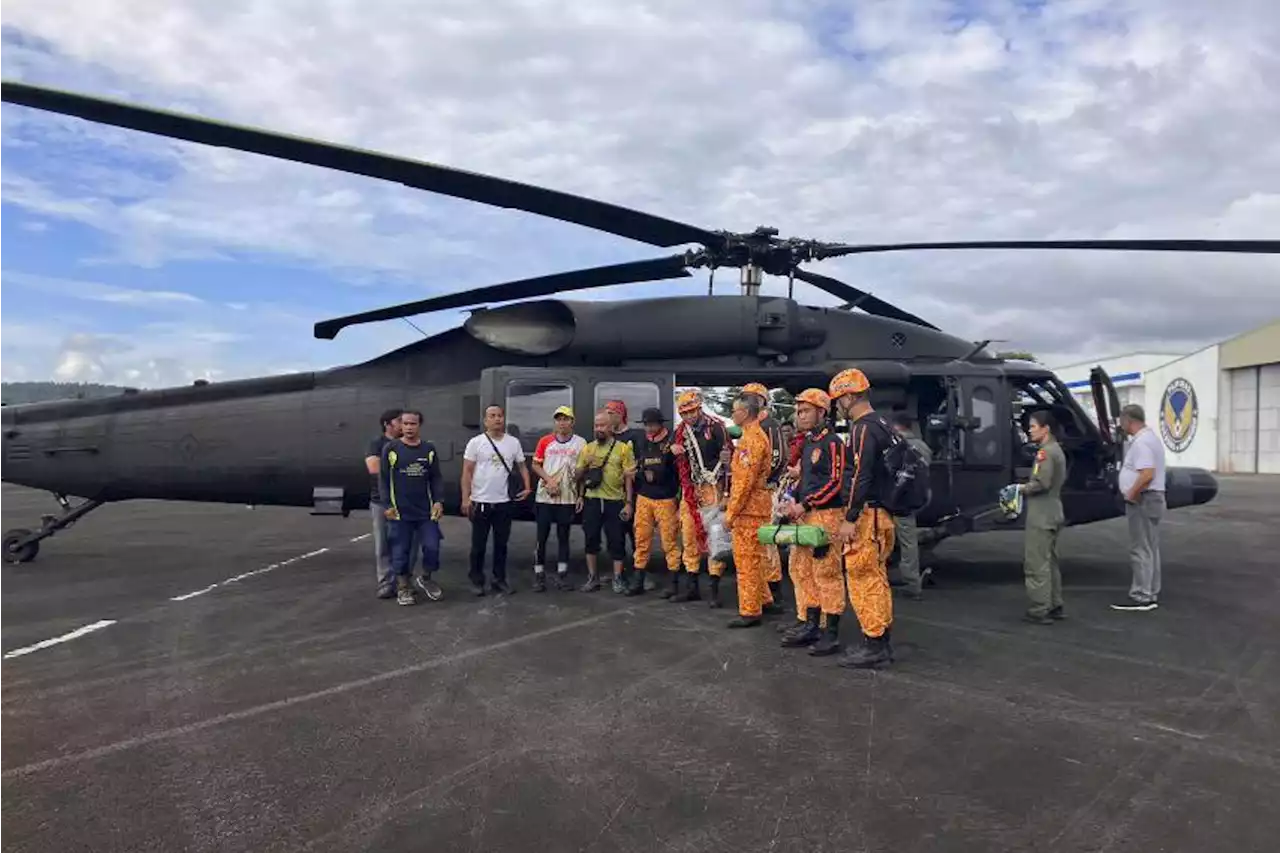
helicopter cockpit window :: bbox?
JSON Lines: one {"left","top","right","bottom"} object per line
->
{"left": 505, "top": 381, "right": 573, "bottom": 446}
{"left": 594, "top": 382, "right": 660, "bottom": 424}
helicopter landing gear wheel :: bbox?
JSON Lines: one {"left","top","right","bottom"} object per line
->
{"left": 4, "top": 529, "right": 40, "bottom": 564}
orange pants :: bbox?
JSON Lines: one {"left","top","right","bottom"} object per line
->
{"left": 680, "top": 483, "right": 725, "bottom": 576}
{"left": 788, "top": 507, "right": 846, "bottom": 617}
{"left": 765, "top": 543, "right": 782, "bottom": 584}
{"left": 731, "top": 514, "right": 770, "bottom": 617}
{"left": 842, "top": 506, "right": 896, "bottom": 638}
{"left": 634, "top": 496, "right": 681, "bottom": 571}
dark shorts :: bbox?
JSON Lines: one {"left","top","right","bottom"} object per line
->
{"left": 583, "top": 498, "right": 626, "bottom": 560}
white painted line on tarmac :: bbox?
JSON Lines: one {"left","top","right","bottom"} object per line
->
{"left": 169, "top": 547, "right": 332, "bottom": 602}
{"left": 349, "top": 533, "right": 371, "bottom": 543}
{"left": 3, "top": 620, "right": 118, "bottom": 660}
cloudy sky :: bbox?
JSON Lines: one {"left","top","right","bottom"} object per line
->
{"left": 2, "top": 0, "right": 1278, "bottom": 387}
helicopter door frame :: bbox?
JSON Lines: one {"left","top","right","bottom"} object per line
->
{"left": 479, "top": 366, "right": 675, "bottom": 455}
{"left": 1089, "top": 366, "right": 1123, "bottom": 451}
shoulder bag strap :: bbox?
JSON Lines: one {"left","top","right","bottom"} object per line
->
{"left": 484, "top": 433, "right": 513, "bottom": 474}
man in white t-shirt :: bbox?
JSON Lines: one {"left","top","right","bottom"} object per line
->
{"left": 530, "top": 405, "right": 587, "bottom": 592}
{"left": 1114, "top": 403, "right": 1166, "bottom": 612}
{"left": 462, "top": 405, "right": 531, "bottom": 596}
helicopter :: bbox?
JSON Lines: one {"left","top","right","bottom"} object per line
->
{"left": 1, "top": 79, "right": 1272, "bottom": 566}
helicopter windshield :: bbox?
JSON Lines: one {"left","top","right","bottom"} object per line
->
{"left": 1011, "top": 375, "right": 1094, "bottom": 441}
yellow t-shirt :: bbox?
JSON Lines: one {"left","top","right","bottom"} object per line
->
{"left": 576, "top": 438, "right": 636, "bottom": 501}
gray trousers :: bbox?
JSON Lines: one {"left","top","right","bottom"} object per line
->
{"left": 893, "top": 514, "right": 922, "bottom": 593}
{"left": 371, "top": 501, "right": 418, "bottom": 586}
{"left": 1125, "top": 491, "right": 1165, "bottom": 604}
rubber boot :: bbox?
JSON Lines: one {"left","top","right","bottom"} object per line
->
{"left": 762, "top": 581, "right": 785, "bottom": 615}
{"left": 782, "top": 607, "right": 822, "bottom": 648}
{"left": 708, "top": 575, "right": 723, "bottom": 609}
{"left": 625, "top": 571, "right": 646, "bottom": 596}
{"left": 677, "top": 572, "right": 702, "bottom": 602}
{"left": 661, "top": 570, "right": 681, "bottom": 600}
{"left": 838, "top": 632, "right": 892, "bottom": 669}
{"left": 808, "top": 614, "right": 841, "bottom": 656}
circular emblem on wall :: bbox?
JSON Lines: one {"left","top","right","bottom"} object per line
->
{"left": 1159, "top": 378, "right": 1198, "bottom": 453}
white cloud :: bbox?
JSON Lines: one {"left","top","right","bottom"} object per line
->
{"left": 1, "top": 0, "right": 1278, "bottom": 377}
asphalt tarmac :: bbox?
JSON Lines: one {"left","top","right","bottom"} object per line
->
{"left": 3, "top": 478, "right": 1278, "bottom": 853}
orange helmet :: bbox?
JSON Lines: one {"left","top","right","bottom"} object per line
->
{"left": 677, "top": 390, "right": 703, "bottom": 414}
{"left": 828, "top": 368, "right": 870, "bottom": 400}
{"left": 741, "top": 382, "right": 769, "bottom": 398}
{"left": 795, "top": 388, "right": 831, "bottom": 411}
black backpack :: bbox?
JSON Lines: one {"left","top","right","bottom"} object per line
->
{"left": 876, "top": 417, "right": 931, "bottom": 516}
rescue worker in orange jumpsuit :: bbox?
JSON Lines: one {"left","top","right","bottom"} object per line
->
{"left": 670, "top": 390, "right": 734, "bottom": 605}
{"left": 777, "top": 389, "right": 847, "bottom": 652}
{"left": 740, "top": 382, "right": 787, "bottom": 615}
{"left": 724, "top": 391, "right": 774, "bottom": 628}
{"left": 628, "top": 407, "right": 682, "bottom": 596}
{"left": 830, "top": 368, "right": 897, "bottom": 668}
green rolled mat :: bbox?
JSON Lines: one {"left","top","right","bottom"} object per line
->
{"left": 726, "top": 424, "right": 743, "bottom": 439}
{"left": 757, "top": 524, "right": 829, "bottom": 547}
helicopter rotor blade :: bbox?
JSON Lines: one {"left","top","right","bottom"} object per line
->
{"left": 814, "top": 239, "right": 1280, "bottom": 259}
{"left": 791, "top": 268, "right": 938, "bottom": 330}
{"left": 313, "top": 254, "right": 692, "bottom": 339}
{"left": 1, "top": 80, "right": 719, "bottom": 249}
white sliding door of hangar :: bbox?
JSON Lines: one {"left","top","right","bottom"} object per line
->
{"left": 1227, "top": 363, "right": 1280, "bottom": 474}
{"left": 1260, "top": 363, "right": 1280, "bottom": 474}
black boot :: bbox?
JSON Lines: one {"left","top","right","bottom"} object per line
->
{"left": 762, "top": 581, "right": 784, "bottom": 615}
{"left": 838, "top": 632, "right": 893, "bottom": 669}
{"left": 808, "top": 614, "right": 842, "bottom": 656}
{"left": 727, "top": 614, "right": 762, "bottom": 628}
{"left": 677, "top": 572, "right": 701, "bottom": 602}
{"left": 661, "top": 571, "right": 681, "bottom": 600}
{"left": 708, "top": 575, "right": 722, "bottom": 609}
{"left": 625, "top": 571, "right": 646, "bottom": 596}
{"left": 782, "top": 607, "right": 822, "bottom": 648}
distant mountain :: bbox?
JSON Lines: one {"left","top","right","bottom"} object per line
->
{"left": 1, "top": 381, "right": 132, "bottom": 406}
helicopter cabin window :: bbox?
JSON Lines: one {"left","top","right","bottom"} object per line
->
{"left": 1011, "top": 377, "right": 1088, "bottom": 440}
{"left": 505, "top": 381, "right": 573, "bottom": 446}
{"left": 966, "top": 385, "right": 1001, "bottom": 463}
{"left": 594, "top": 382, "right": 660, "bottom": 425}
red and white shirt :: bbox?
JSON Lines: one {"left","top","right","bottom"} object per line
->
{"left": 534, "top": 433, "right": 587, "bottom": 505}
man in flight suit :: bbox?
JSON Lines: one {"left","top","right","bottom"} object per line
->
{"left": 724, "top": 391, "right": 774, "bottom": 628}
{"left": 777, "top": 389, "right": 846, "bottom": 650}
{"left": 670, "top": 390, "right": 734, "bottom": 605}
{"left": 741, "top": 382, "right": 787, "bottom": 615}
{"left": 1016, "top": 409, "right": 1067, "bottom": 624}
{"left": 830, "top": 368, "right": 897, "bottom": 668}
{"left": 889, "top": 412, "right": 931, "bottom": 600}
{"left": 628, "top": 408, "right": 682, "bottom": 596}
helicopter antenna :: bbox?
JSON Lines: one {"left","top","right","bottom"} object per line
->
{"left": 960, "top": 339, "right": 994, "bottom": 361}
{"left": 401, "top": 317, "right": 429, "bottom": 338}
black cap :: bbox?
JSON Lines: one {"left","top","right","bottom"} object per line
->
{"left": 639, "top": 407, "right": 666, "bottom": 424}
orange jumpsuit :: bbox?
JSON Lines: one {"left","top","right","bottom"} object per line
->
{"left": 842, "top": 415, "right": 896, "bottom": 638}
{"left": 790, "top": 428, "right": 848, "bottom": 618}
{"left": 675, "top": 418, "right": 732, "bottom": 577}
{"left": 726, "top": 420, "right": 773, "bottom": 618}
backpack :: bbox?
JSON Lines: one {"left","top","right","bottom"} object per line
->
{"left": 876, "top": 417, "right": 932, "bottom": 516}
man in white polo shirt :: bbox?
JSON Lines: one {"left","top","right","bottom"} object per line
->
{"left": 462, "top": 404, "right": 531, "bottom": 596}
{"left": 1114, "top": 403, "right": 1166, "bottom": 612}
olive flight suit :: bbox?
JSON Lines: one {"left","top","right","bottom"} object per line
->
{"left": 1022, "top": 437, "right": 1066, "bottom": 619}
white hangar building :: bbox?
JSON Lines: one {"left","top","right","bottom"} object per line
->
{"left": 1051, "top": 319, "right": 1280, "bottom": 474}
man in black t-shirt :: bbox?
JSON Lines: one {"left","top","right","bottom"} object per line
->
{"left": 606, "top": 400, "right": 647, "bottom": 593}
{"left": 380, "top": 410, "right": 445, "bottom": 606}
{"left": 366, "top": 408, "right": 403, "bottom": 599}
{"left": 627, "top": 408, "right": 681, "bottom": 596}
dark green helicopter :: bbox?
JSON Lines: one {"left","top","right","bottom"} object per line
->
{"left": 2, "top": 80, "right": 1269, "bottom": 565}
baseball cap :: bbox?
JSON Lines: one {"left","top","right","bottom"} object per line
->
{"left": 553, "top": 405, "right": 575, "bottom": 420}
{"left": 640, "top": 407, "right": 666, "bottom": 424}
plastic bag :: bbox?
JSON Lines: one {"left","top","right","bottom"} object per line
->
{"left": 699, "top": 504, "right": 734, "bottom": 563}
